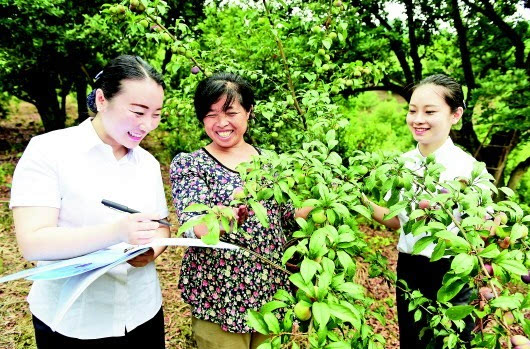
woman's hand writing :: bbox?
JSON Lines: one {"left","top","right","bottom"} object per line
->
{"left": 113, "top": 212, "right": 161, "bottom": 245}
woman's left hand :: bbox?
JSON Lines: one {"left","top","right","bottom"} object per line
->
{"left": 127, "top": 248, "right": 155, "bottom": 267}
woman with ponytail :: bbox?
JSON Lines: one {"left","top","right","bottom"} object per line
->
{"left": 10, "top": 55, "right": 169, "bottom": 348}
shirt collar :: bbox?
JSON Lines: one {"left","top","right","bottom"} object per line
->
{"left": 413, "top": 137, "right": 455, "bottom": 160}
{"left": 77, "top": 118, "right": 140, "bottom": 163}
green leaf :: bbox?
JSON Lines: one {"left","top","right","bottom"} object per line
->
{"left": 301, "top": 199, "right": 321, "bottom": 207}
{"left": 257, "top": 188, "right": 274, "bottom": 200}
{"left": 497, "top": 260, "right": 527, "bottom": 276}
{"left": 461, "top": 216, "right": 485, "bottom": 227}
{"left": 351, "top": 205, "right": 372, "bottom": 219}
{"left": 437, "top": 276, "right": 466, "bottom": 303}
{"left": 324, "top": 342, "right": 351, "bottom": 349}
{"left": 325, "top": 129, "right": 336, "bottom": 143}
{"left": 309, "top": 229, "right": 327, "bottom": 258}
{"left": 489, "top": 296, "right": 522, "bottom": 310}
{"left": 336, "top": 250, "right": 354, "bottom": 275}
{"left": 335, "top": 282, "right": 364, "bottom": 298}
{"left": 451, "top": 254, "right": 476, "bottom": 276}
{"left": 282, "top": 309, "right": 293, "bottom": 332}
{"left": 289, "top": 273, "right": 313, "bottom": 297}
{"left": 183, "top": 203, "right": 210, "bottom": 212}
{"left": 312, "top": 302, "right": 330, "bottom": 328}
{"left": 414, "top": 309, "right": 421, "bottom": 322}
{"left": 383, "top": 201, "right": 408, "bottom": 220}
{"left": 249, "top": 200, "right": 270, "bottom": 228}
{"left": 498, "top": 187, "right": 515, "bottom": 198}
{"left": 300, "top": 258, "right": 319, "bottom": 283}
{"left": 434, "top": 231, "right": 471, "bottom": 252}
{"left": 412, "top": 236, "right": 436, "bottom": 255}
{"left": 328, "top": 303, "right": 361, "bottom": 328}
{"left": 511, "top": 223, "right": 527, "bottom": 242}
{"left": 263, "top": 313, "right": 280, "bottom": 334}
{"left": 409, "top": 209, "right": 426, "bottom": 221}
{"left": 220, "top": 216, "right": 231, "bottom": 233}
{"left": 471, "top": 161, "right": 486, "bottom": 179}
{"left": 478, "top": 244, "right": 500, "bottom": 259}
{"left": 282, "top": 245, "right": 297, "bottom": 265}
{"left": 201, "top": 215, "right": 220, "bottom": 245}
{"left": 273, "top": 289, "right": 295, "bottom": 304}
{"left": 445, "top": 305, "right": 474, "bottom": 320}
{"left": 260, "top": 300, "right": 287, "bottom": 314}
{"left": 430, "top": 240, "right": 446, "bottom": 262}
{"left": 331, "top": 202, "right": 350, "bottom": 217}
{"left": 176, "top": 218, "right": 203, "bottom": 236}
{"left": 201, "top": 230, "right": 220, "bottom": 245}
{"left": 247, "top": 310, "right": 269, "bottom": 335}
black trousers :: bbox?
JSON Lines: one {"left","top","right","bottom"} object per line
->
{"left": 396, "top": 253, "right": 473, "bottom": 348}
{"left": 33, "top": 306, "right": 165, "bottom": 349}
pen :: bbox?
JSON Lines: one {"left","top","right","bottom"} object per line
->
{"left": 101, "top": 199, "right": 172, "bottom": 227}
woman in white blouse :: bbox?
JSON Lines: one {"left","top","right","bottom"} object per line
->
{"left": 367, "top": 74, "right": 479, "bottom": 348}
{"left": 10, "top": 55, "right": 170, "bottom": 348}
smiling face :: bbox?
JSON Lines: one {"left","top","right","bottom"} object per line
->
{"left": 406, "top": 84, "right": 463, "bottom": 155}
{"left": 94, "top": 78, "right": 164, "bottom": 156}
{"left": 203, "top": 94, "right": 251, "bottom": 150}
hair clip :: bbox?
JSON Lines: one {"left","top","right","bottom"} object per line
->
{"left": 94, "top": 70, "right": 104, "bottom": 81}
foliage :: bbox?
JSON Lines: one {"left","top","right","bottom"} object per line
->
{"left": 100, "top": 1, "right": 530, "bottom": 348}
{"left": 339, "top": 92, "right": 412, "bottom": 157}
{"left": 174, "top": 127, "right": 530, "bottom": 348}
{"left": 1, "top": 0, "right": 529, "bottom": 347}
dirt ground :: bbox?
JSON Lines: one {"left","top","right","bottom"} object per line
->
{"left": 0, "top": 101, "right": 400, "bottom": 348}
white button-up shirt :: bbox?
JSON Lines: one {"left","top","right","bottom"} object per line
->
{"left": 10, "top": 118, "right": 168, "bottom": 339}
{"left": 396, "top": 137, "right": 483, "bottom": 258}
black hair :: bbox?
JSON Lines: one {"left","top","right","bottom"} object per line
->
{"left": 86, "top": 55, "right": 165, "bottom": 113}
{"left": 411, "top": 74, "right": 466, "bottom": 113}
{"left": 194, "top": 72, "right": 255, "bottom": 122}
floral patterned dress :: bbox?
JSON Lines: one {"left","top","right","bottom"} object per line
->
{"left": 170, "top": 148, "right": 294, "bottom": 333}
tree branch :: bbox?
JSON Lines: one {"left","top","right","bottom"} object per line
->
{"left": 403, "top": 0, "right": 422, "bottom": 81}
{"left": 339, "top": 82, "right": 409, "bottom": 101}
{"left": 462, "top": 0, "right": 527, "bottom": 69}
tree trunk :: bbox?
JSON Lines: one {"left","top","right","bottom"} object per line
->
{"left": 403, "top": 0, "right": 422, "bottom": 81}
{"left": 506, "top": 156, "right": 530, "bottom": 192}
{"left": 475, "top": 130, "right": 519, "bottom": 186}
{"left": 75, "top": 78, "right": 89, "bottom": 123}
{"left": 161, "top": 49, "right": 173, "bottom": 76}
{"left": 450, "top": 104, "right": 480, "bottom": 154}
{"left": 34, "top": 97, "right": 65, "bottom": 132}
{"left": 27, "top": 71, "right": 66, "bottom": 132}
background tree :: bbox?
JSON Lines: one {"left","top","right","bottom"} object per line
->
{"left": 0, "top": 0, "right": 206, "bottom": 132}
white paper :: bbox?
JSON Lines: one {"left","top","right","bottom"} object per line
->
{"left": 49, "top": 247, "right": 150, "bottom": 330}
{"left": 0, "top": 238, "right": 238, "bottom": 283}
{"left": 0, "top": 237, "right": 240, "bottom": 329}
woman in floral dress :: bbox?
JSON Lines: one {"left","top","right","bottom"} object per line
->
{"left": 170, "top": 73, "right": 310, "bottom": 349}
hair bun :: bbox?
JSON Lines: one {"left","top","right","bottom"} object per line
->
{"left": 87, "top": 89, "right": 97, "bottom": 113}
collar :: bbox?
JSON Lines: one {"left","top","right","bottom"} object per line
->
{"left": 77, "top": 118, "right": 140, "bottom": 163}
{"left": 413, "top": 137, "right": 455, "bottom": 160}
{"left": 405, "top": 137, "right": 455, "bottom": 171}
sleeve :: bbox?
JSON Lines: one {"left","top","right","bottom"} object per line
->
{"left": 9, "top": 137, "right": 61, "bottom": 209}
{"left": 169, "top": 153, "right": 214, "bottom": 226}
